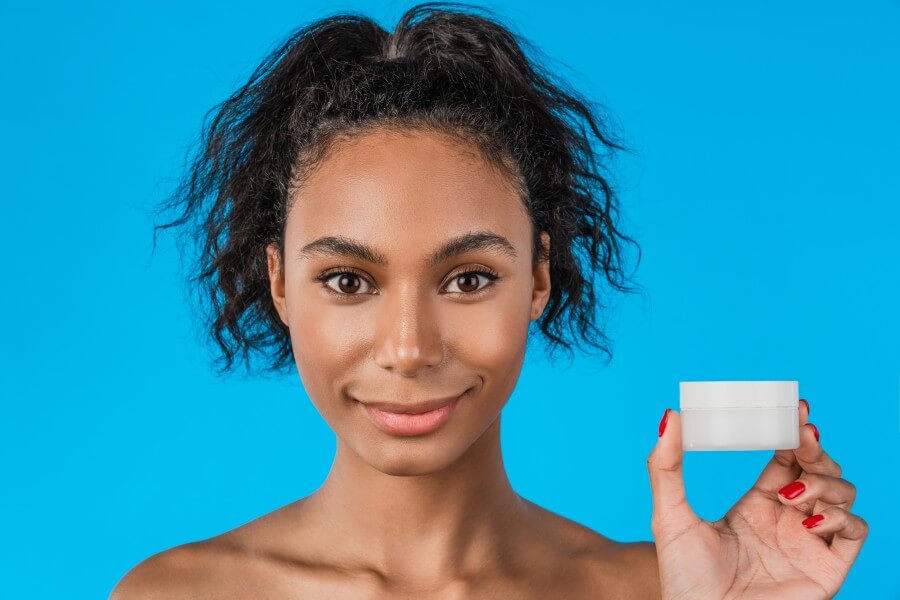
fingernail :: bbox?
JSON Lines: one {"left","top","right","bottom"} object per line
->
{"left": 808, "top": 423, "right": 820, "bottom": 442}
{"left": 658, "top": 408, "right": 670, "bottom": 437}
{"left": 800, "top": 398, "right": 810, "bottom": 415}
{"left": 802, "top": 514, "right": 825, "bottom": 528}
{"left": 778, "top": 481, "right": 806, "bottom": 500}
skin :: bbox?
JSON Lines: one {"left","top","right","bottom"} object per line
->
{"left": 111, "top": 128, "right": 867, "bottom": 599}
{"left": 111, "top": 128, "right": 660, "bottom": 599}
{"left": 648, "top": 402, "right": 868, "bottom": 599}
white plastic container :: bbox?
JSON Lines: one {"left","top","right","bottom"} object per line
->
{"left": 680, "top": 381, "right": 799, "bottom": 451}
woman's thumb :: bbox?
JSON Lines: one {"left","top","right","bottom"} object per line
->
{"left": 647, "top": 408, "right": 699, "bottom": 538}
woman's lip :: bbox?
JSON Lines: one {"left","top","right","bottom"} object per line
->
{"left": 357, "top": 391, "right": 466, "bottom": 436}
{"left": 361, "top": 394, "right": 461, "bottom": 414}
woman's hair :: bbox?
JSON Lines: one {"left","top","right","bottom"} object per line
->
{"left": 153, "top": 1, "right": 644, "bottom": 377}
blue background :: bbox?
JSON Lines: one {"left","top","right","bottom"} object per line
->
{"left": 1, "top": 1, "right": 897, "bottom": 597}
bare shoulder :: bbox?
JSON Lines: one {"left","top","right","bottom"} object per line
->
{"left": 584, "top": 539, "right": 660, "bottom": 599}
{"left": 108, "top": 539, "right": 243, "bottom": 600}
{"left": 109, "top": 500, "right": 320, "bottom": 599}
{"left": 521, "top": 497, "right": 660, "bottom": 599}
{"left": 565, "top": 525, "right": 660, "bottom": 599}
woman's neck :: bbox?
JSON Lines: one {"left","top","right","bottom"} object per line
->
{"left": 295, "top": 415, "right": 534, "bottom": 584}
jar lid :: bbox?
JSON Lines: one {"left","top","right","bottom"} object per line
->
{"left": 680, "top": 380, "right": 798, "bottom": 410}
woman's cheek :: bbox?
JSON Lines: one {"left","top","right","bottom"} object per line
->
{"left": 448, "top": 298, "right": 527, "bottom": 361}
{"left": 287, "top": 294, "right": 366, "bottom": 418}
{"left": 441, "top": 288, "right": 532, "bottom": 409}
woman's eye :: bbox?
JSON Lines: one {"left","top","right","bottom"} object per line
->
{"left": 319, "top": 272, "right": 374, "bottom": 296}
{"left": 317, "top": 268, "right": 500, "bottom": 298}
{"left": 444, "top": 270, "right": 499, "bottom": 294}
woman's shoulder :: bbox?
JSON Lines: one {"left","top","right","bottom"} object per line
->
{"left": 520, "top": 497, "right": 660, "bottom": 599}
{"left": 581, "top": 538, "right": 660, "bottom": 599}
{"left": 109, "top": 538, "right": 240, "bottom": 600}
{"left": 109, "top": 501, "right": 307, "bottom": 599}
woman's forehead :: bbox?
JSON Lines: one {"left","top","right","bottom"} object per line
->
{"left": 287, "top": 129, "right": 530, "bottom": 240}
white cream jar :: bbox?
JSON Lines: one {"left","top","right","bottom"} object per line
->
{"left": 680, "top": 381, "right": 800, "bottom": 451}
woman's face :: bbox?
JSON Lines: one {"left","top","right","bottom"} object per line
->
{"left": 267, "top": 128, "right": 550, "bottom": 476}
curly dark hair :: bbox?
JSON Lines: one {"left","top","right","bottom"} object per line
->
{"left": 152, "top": 1, "right": 644, "bottom": 378}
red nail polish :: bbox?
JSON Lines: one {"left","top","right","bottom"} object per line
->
{"left": 808, "top": 423, "right": 820, "bottom": 442}
{"left": 778, "top": 481, "right": 806, "bottom": 499}
{"left": 658, "top": 408, "right": 670, "bottom": 437}
{"left": 802, "top": 514, "right": 825, "bottom": 528}
{"left": 800, "top": 398, "right": 810, "bottom": 415}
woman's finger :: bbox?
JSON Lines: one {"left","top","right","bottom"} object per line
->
{"left": 776, "top": 472, "right": 857, "bottom": 513}
{"left": 799, "top": 506, "right": 869, "bottom": 565}
{"left": 752, "top": 397, "right": 812, "bottom": 492}
{"left": 793, "top": 422, "right": 842, "bottom": 478}
{"left": 647, "top": 408, "right": 701, "bottom": 540}
{"left": 799, "top": 397, "right": 810, "bottom": 426}
{"left": 753, "top": 448, "right": 804, "bottom": 493}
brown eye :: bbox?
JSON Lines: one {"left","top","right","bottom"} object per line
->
{"left": 317, "top": 267, "right": 499, "bottom": 299}
{"left": 455, "top": 273, "right": 480, "bottom": 293}
{"left": 318, "top": 271, "right": 373, "bottom": 296}
{"left": 444, "top": 268, "right": 500, "bottom": 294}
{"left": 335, "top": 273, "right": 361, "bottom": 294}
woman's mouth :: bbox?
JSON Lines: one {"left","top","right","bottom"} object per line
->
{"left": 355, "top": 390, "right": 467, "bottom": 436}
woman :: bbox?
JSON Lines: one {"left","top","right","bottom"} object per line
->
{"left": 112, "top": 3, "right": 867, "bottom": 598}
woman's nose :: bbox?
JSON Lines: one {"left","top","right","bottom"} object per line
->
{"left": 372, "top": 287, "right": 444, "bottom": 376}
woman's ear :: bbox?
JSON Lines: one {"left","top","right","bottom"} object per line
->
{"left": 531, "top": 231, "right": 551, "bottom": 321}
{"left": 266, "top": 243, "right": 289, "bottom": 326}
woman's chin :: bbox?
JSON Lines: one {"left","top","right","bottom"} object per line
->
{"left": 360, "top": 437, "right": 468, "bottom": 476}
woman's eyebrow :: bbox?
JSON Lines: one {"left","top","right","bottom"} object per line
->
{"left": 297, "top": 230, "right": 518, "bottom": 267}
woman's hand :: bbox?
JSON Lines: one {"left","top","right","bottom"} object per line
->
{"left": 646, "top": 399, "right": 868, "bottom": 599}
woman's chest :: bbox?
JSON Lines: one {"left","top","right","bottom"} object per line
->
{"left": 209, "top": 556, "right": 633, "bottom": 599}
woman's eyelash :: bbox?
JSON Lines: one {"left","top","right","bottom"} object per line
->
{"left": 315, "top": 267, "right": 500, "bottom": 298}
